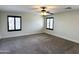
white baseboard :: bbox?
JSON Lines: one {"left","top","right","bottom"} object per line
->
{"left": 0, "top": 32, "right": 43, "bottom": 39}
{"left": 0, "top": 36, "right": 1, "bottom": 39}
{"left": 45, "top": 32, "right": 79, "bottom": 44}
{"left": 0, "top": 34, "right": 2, "bottom": 39}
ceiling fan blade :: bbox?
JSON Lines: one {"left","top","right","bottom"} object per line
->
{"left": 47, "top": 11, "right": 54, "bottom": 15}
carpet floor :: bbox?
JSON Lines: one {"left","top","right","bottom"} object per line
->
{"left": 0, "top": 33, "right": 79, "bottom": 54}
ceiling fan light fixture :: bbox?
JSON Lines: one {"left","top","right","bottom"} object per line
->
{"left": 41, "top": 11, "right": 47, "bottom": 16}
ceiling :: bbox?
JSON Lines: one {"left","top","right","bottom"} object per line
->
{"left": 0, "top": 5, "right": 79, "bottom": 14}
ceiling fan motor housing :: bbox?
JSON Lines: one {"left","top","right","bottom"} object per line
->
{"left": 41, "top": 7, "right": 47, "bottom": 12}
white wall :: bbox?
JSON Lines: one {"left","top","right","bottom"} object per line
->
{"left": 0, "top": 12, "right": 44, "bottom": 38}
{"left": 0, "top": 12, "right": 2, "bottom": 39}
{"left": 44, "top": 10, "right": 79, "bottom": 43}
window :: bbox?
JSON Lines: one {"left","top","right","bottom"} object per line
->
{"left": 46, "top": 17, "right": 54, "bottom": 30}
{"left": 7, "top": 16, "right": 22, "bottom": 31}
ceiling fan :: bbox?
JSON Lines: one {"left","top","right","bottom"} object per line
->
{"left": 32, "top": 6, "right": 54, "bottom": 16}
{"left": 40, "top": 7, "right": 54, "bottom": 16}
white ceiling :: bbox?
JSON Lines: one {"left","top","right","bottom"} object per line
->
{"left": 0, "top": 5, "right": 79, "bottom": 14}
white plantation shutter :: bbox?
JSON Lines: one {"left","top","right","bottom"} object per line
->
{"left": 15, "top": 17, "right": 20, "bottom": 29}
{"left": 46, "top": 19, "right": 50, "bottom": 28}
{"left": 50, "top": 18, "right": 53, "bottom": 29}
{"left": 8, "top": 17, "right": 14, "bottom": 30}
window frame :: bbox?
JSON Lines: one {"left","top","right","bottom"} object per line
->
{"left": 46, "top": 17, "right": 54, "bottom": 30}
{"left": 7, "top": 15, "right": 22, "bottom": 32}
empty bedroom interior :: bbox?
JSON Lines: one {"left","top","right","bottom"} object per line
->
{"left": 0, "top": 5, "right": 79, "bottom": 54}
